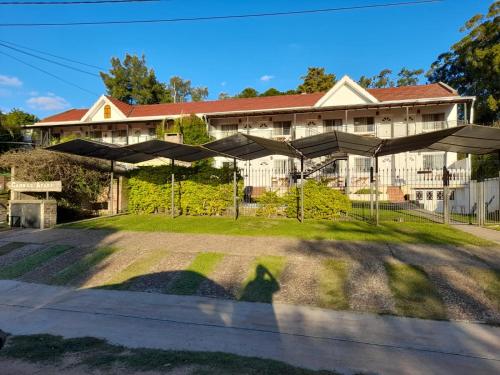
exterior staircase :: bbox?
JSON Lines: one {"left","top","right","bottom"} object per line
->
{"left": 292, "top": 153, "right": 347, "bottom": 179}
{"left": 386, "top": 186, "right": 405, "bottom": 202}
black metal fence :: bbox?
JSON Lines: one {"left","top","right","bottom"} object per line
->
{"left": 233, "top": 165, "right": 500, "bottom": 226}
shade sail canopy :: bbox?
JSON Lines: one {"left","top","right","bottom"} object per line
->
{"left": 123, "top": 140, "right": 221, "bottom": 162}
{"left": 203, "top": 133, "right": 301, "bottom": 160}
{"left": 47, "top": 138, "right": 222, "bottom": 163}
{"left": 291, "top": 131, "right": 382, "bottom": 158}
{"left": 378, "top": 125, "right": 500, "bottom": 156}
{"left": 47, "top": 139, "right": 154, "bottom": 163}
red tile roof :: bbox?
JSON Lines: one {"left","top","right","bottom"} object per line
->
{"left": 39, "top": 108, "right": 88, "bottom": 123}
{"left": 39, "top": 83, "right": 458, "bottom": 123}
{"left": 367, "top": 83, "right": 456, "bottom": 101}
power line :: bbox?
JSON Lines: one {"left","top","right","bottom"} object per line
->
{"left": 0, "top": 0, "right": 443, "bottom": 27}
{"left": 0, "top": 50, "right": 99, "bottom": 96}
{"left": 0, "top": 39, "right": 106, "bottom": 70}
{"left": 0, "top": 0, "right": 159, "bottom": 5}
{"left": 0, "top": 42, "right": 100, "bottom": 77}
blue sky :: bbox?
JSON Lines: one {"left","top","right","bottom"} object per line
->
{"left": 0, "top": 0, "right": 492, "bottom": 118}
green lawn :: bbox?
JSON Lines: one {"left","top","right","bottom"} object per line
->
{"left": 50, "top": 247, "right": 118, "bottom": 285}
{"left": 466, "top": 267, "right": 500, "bottom": 311}
{"left": 385, "top": 262, "right": 447, "bottom": 320}
{"left": 0, "top": 334, "right": 336, "bottom": 375}
{"left": 239, "top": 255, "right": 286, "bottom": 303}
{"left": 318, "top": 259, "right": 350, "bottom": 309}
{"left": 102, "top": 249, "right": 168, "bottom": 290}
{"left": 64, "top": 214, "right": 493, "bottom": 246}
{"left": 0, "top": 245, "right": 72, "bottom": 279}
{"left": 167, "top": 252, "right": 225, "bottom": 295}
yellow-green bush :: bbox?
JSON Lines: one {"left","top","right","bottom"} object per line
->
{"left": 256, "top": 191, "right": 285, "bottom": 218}
{"left": 127, "top": 165, "right": 237, "bottom": 215}
{"left": 284, "top": 179, "right": 351, "bottom": 220}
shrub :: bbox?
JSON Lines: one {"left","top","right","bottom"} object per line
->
{"left": 355, "top": 188, "right": 382, "bottom": 194}
{"left": 0, "top": 148, "right": 109, "bottom": 218}
{"left": 284, "top": 179, "right": 351, "bottom": 220}
{"left": 255, "top": 191, "right": 284, "bottom": 218}
{"left": 127, "top": 164, "right": 238, "bottom": 216}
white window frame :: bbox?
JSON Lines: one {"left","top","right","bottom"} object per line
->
{"left": 353, "top": 117, "right": 375, "bottom": 133}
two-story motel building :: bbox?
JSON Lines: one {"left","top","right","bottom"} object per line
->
{"left": 27, "top": 76, "right": 475, "bottom": 209}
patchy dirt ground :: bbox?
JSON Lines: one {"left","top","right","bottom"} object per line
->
{"left": 0, "top": 229, "right": 499, "bottom": 323}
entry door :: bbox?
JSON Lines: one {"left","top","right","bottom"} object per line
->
{"left": 21, "top": 203, "right": 40, "bottom": 228}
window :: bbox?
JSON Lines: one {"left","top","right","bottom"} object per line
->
{"left": 416, "top": 191, "right": 423, "bottom": 201}
{"left": 324, "top": 119, "right": 343, "bottom": 133}
{"left": 148, "top": 127, "right": 156, "bottom": 136}
{"left": 353, "top": 117, "right": 374, "bottom": 133}
{"left": 422, "top": 154, "right": 444, "bottom": 170}
{"left": 354, "top": 157, "right": 371, "bottom": 172}
{"left": 450, "top": 190, "right": 455, "bottom": 200}
{"left": 273, "top": 159, "right": 292, "bottom": 173}
{"left": 273, "top": 121, "right": 291, "bottom": 137}
{"left": 437, "top": 191, "right": 444, "bottom": 200}
{"left": 103, "top": 105, "right": 111, "bottom": 119}
{"left": 422, "top": 113, "right": 445, "bottom": 130}
{"left": 426, "top": 191, "right": 434, "bottom": 200}
{"left": 221, "top": 124, "right": 238, "bottom": 137}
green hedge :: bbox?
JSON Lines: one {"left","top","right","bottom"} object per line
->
{"left": 255, "top": 180, "right": 351, "bottom": 220}
{"left": 128, "top": 167, "right": 351, "bottom": 219}
{"left": 127, "top": 165, "right": 238, "bottom": 216}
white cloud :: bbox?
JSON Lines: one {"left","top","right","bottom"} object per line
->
{"left": 220, "top": 81, "right": 227, "bottom": 87}
{"left": 28, "top": 90, "right": 39, "bottom": 96}
{"left": 260, "top": 75, "right": 275, "bottom": 82}
{"left": 26, "top": 94, "right": 70, "bottom": 111}
{"left": 0, "top": 75, "right": 22, "bottom": 87}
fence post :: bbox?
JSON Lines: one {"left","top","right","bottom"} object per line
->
{"left": 375, "top": 157, "right": 379, "bottom": 226}
{"left": 300, "top": 157, "right": 304, "bottom": 223}
{"left": 477, "top": 179, "right": 485, "bottom": 226}
{"left": 171, "top": 158, "right": 175, "bottom": 219}
{"left": 370, "top": 164, "right": 374, "bottom": 219}
{"left": 443, "top": 166, "right": 450, "bottom": 224}
{"left": 233, "top": 158, "right": 238, "bottom": 220}
{"left": 109, "top": 160, "right": 114, "bottom": 215}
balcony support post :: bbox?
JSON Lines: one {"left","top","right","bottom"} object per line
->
{"left": 375, "top": 156, "right": 380, "bottom": 226}
{"left": 109, "top": 160, "right": 114, "bottom": 215}
{"left": 300, "top": 156, "right": 304, "bottom": 223}
{"left": 233, "top": 158, "right": 238, "bottom": 220}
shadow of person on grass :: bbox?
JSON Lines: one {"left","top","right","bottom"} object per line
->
{"left": 239, "top": 265, "right": 280, "bottom": 304}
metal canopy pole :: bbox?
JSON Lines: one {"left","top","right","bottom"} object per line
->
{"left": 375, "top": 156, "right": 380, "bottom": 226}
{"left": 171, "top": 159, "right": 175, "bottom": 218}
{"left": 300, "top": 156, "right": 304, "bottom": 223}
{"left": 109, "top": 160, "right": 114, "bottom": 215}
{"left": 233, "top": 158, "right": 238, "bottom": 220}
{"left": 443, "top": 166, "right": 450, "bottom": 224}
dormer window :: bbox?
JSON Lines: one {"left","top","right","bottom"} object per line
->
{"left": 104, "top": 104, "right": 111, "bottom": 119}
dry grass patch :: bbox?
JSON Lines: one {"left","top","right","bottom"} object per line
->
{"left": 385, "top": 262, "right": 447, "bottom": 320}
{"left": 466, "top": 267, "right": 500, "bottom": 311}
{"left": 318, "top": 259, "right": 350, "bottom": 310}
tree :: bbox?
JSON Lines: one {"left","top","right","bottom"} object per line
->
{"left": 427, "top": 1, "right": 500, "bottom": 124}
{"left": 297, "top": 67, "right": 336, "bottom": 93}
{"left": 100, "top": 54, "right": 171, "bottom": 105}
{"left": 173, "top": 115, "right": 211, "bottom": 145}
{"left": 260, "top": 88, "right": 283, "bottom": 97}
{"left": 218, "top": 92, "right": 231, "bottom": 100}
{"left": 358, "top": 75, "right": 373, "bottom": 88}
{"left": 396, "top": 67, "right": 424, "bottom": 86}
{"left": 168, "top": 76, "right": 209, "bottom": 102}
{"left": 237, "top": 87, "right": 259, "bottom": 98}
{"left": 190, "top": 87, "right": 209, "bottom": 102}
{"left": 0, "top": 109, "right": 38, "bottom": 152}
{"left": 372, "top": 69, "right": 394, "bottom": 88}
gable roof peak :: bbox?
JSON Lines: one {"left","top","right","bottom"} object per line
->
{"left": 314, "top": 75, "right": 379, "bottom": 107}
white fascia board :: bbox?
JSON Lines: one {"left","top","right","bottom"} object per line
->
{"left": 376, "top": 96, "right": 475, "bottom": 105}
{"left": 80, "top": 95, "right": 127, "bottom": 122}
{"left": 314, "top": 75, "right": 379, "bottom": 107}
